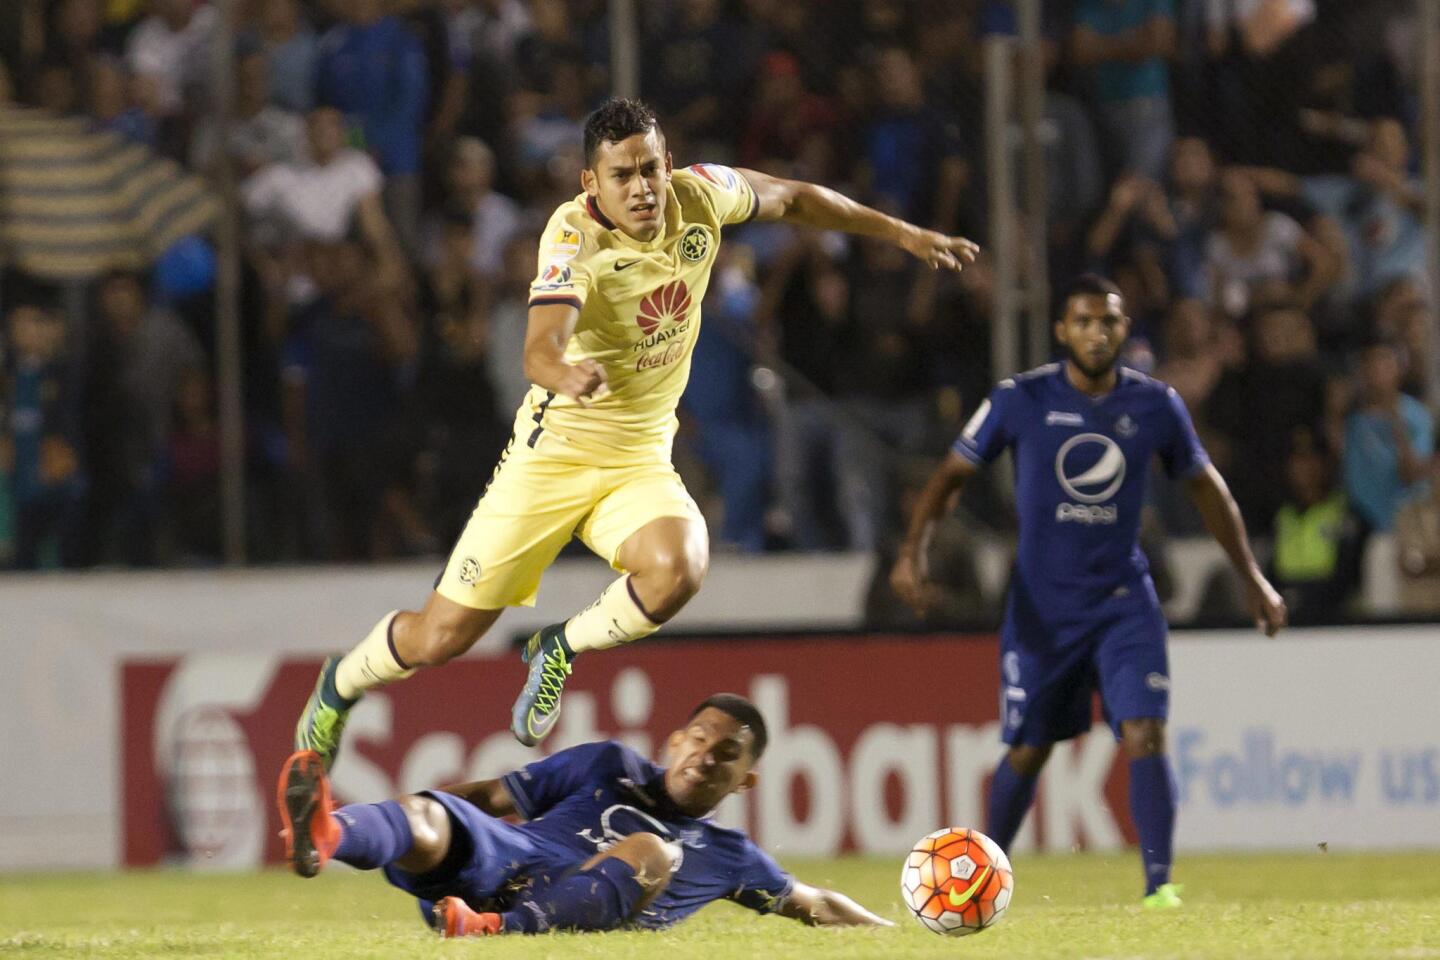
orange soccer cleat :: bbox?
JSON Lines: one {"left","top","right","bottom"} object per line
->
{"left": 433, "top": 897, "right": 504, "bottom": 938}
{"left": 276, "top": 749, "right": 340, "bottom": 878}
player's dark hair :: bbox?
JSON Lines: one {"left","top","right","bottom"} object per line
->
{"left": 583, "top": 97, "right": 660, "bottom": 168}
{"left": 690, "top": 693, "right": 769, "bottom": 762}
{"left": 1062, "top": 273, "right": 1125, "bottom": 312}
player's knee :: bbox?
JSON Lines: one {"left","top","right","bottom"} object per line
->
{"left": 1007, "top": 743, "right": 1052, "bottom": 777}
{"left": 393, "top": 795, "right": 451, "bottom": 872}
{"left": 1120, "top": 719, "right": 1166, "bottom": 757}
{"left": 610, "top": 832, "right": 680, "bottom": 882}
{"left": 405, "top": 613, "right": 480, "bottom": 666}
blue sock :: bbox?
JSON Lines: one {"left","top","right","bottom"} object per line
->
{"left": 501, "top": 858, "right": 641, "bottom": 933}
{"left": 1129, "top": 755, "right": 1177, "bottom": 895}
{"left": 319, "top": 659, "right": 355, "bottom": 710}
{"left": 332, "top": 800, "right": 413, "bottom": 870}
{"left": 985, "top": 758, "right": 1039, "bottom": 852}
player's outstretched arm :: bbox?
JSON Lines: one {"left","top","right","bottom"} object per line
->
{"left": 777, "top": 880, "right": 895, "bottom": 927}
{"left": 523, "top": 301, "right": 607, "bottom": 405}
{"left": 891, "top": 451, "right": 979, "bottom": 616}
{"left": 1185, "top": 463, "right": 1288, "bottom": 636}
{"left": 735, "top": 167, "right": 979, "bottom": 273}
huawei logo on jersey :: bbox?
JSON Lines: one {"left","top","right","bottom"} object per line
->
{"left": 636, "top": 280, "right": 692, "bottom": 335}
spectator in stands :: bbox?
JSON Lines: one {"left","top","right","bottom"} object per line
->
{"left": 681, "top": 245, "right": 772, "bottom": 554}
{"left": 124, "top": 0, "right": 215, "bottom": 119}
{"left": 738, "top": 51, "right": 839, "bottom": 170}
{"left": 410, "top": 207, "right": 507, "bottom": 546}
{"left": 1070, "top": 0, "right": 1176, "bottom": 181}
{"left": 281, "top": 234, "right": 420, "bottom": 561}
{"left": 3, "top": 297, "right": 84, "bottom": 569}
{"left": 423, "top": 137, "right": 521, "bottom": 284}
{"left": 1343, "top": 339, "right": 1434, "bottom": 533}
{"left": 247, "top": 0, "right": 316, "bottom": 114}
{"left": 861, "top": 47, "right": 967, "bottom": 231}
{"left": 164, "top": 367, "right": 221, "bottom": 563}
{"left": 1209, "top": 294, "right": 1327, "bottom": 533}
{"left": 88, "top": 54, "right": 156, "bottom": 146}
{"left": 27, "top": 56, "right": 81, "bottom": 114}
{"left": 81, "top": 271, "right": 204, "bottom": 566}
{"left": 1205, "top": 169, "right": 1336, "bottom": 320}
{"left": 643, "top": 0, "right": 755, "bottom": 157}
{"left": 485, "top": 231, "right": 540, "bottom": 419}
{"left": 1239, "top": 118, "right": 1424, "bottom": 314}
{"left": 1269, "top": 433, "right": 1362, "bottom": 623}
{"left": 314, "top": 0, "right": 428, "bottom": 254}
{"left": 241, "top": 106, "right": 403, "bottom": 285}
{"left": 1395, "top": 453, "right": 1440, "bottom": 615}
{"left": 190, "top": 50, "right": 304, "bottom": 177}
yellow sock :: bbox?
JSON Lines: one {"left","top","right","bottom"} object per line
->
{"left": 563, "top": 576, "right": 661, "bottom": 654}
{"left": 334, "top": 611, "right": 417, "bottom": 700}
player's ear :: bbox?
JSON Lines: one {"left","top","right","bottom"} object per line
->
{"left": 664, "top": 151, "right": 673, "bottom": 179}
{"left": 581, "top": 166, "right": 597, "bottom": 197}
{"left": 734, "top": 769, "right": 758, "bottom": 795}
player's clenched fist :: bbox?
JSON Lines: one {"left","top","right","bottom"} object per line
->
{"left": 556, "top": 359, "right": 608, "bottom": 406}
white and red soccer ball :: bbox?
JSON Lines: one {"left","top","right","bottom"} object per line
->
{"left": 900, "top": 827, "right": 1014, "bottom": 936}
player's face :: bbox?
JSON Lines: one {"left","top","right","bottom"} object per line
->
{"left": 663, "top": 707, "right": 758, "bottom": 814}
{"left": 582, "top": 129, "right": 672, "bottom": 243}
{"left": 1056, "top": 293, "right": 1129, "bottom": 380}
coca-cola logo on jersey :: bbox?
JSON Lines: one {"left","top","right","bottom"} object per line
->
{"left": 636, "top": 280, "right": 692, "bottom": 335}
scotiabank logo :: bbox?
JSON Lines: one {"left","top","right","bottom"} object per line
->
{"left": 636, "top": 280, "right": 691, "bottom": 335}
{"left": 122, "top": 637, "right": 1132, "bottom": 867}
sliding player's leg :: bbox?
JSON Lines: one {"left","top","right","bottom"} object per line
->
{"left": 437, "top": 832, "right": 678, "bottom": 937}
{"left": 297, "top": 443, "right": 592, "bottom": 766}
{"left": 511, "top": 463, "right": 708, "bottom": 746}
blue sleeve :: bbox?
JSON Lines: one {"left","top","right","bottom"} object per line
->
{"left": 1158, "top": 386, "right": 1210, "bottom": 479}
{"left": 500, "top": 742, "right": 619, "bottom": 819}
{"left": 952, "top": 383, "right": 1018, "bottom": 466}
{"left": 1406, "top": 398, "right": 1434, "bottom": 459}
{"left": 727, "top": 840, "right": 796, "bottom": 915}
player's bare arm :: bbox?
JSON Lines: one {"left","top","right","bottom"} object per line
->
{"left": 777, "top": 880, "right": 894, "bottom": 927}
{"left": 437, "top": 777, "right": 518, "bottom": 819}
{"left": 522, "top": 300, "right": 607, "bottom": 405}
{"left": 1185, "top": 462, "right": 1288, "bottom": 636}
{"left": 891, "top": 451, "right": 979, "bottom": 615}
{"left": 735, "top": 167, "right": 979, "bottom": 272}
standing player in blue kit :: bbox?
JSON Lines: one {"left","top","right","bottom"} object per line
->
{"left": 890, "top": 274, "right": 1287, "bottom": 908}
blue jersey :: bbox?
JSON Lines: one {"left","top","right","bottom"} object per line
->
{"left": 500, "top": 741, "right": 794, "bottom": 928}
{"left": 954, "top": 363, "right": 1208, "bottom": 618}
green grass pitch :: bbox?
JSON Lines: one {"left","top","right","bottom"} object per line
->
{"left": 3, "top": 852, "right": 1438, "bottom": 959}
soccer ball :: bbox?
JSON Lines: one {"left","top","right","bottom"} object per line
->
{"left": 899, "top": 827, "right": 1014, "bottom": 936}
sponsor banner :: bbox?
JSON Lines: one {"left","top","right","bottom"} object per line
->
{"left": 121, "top": 635, "right": 1133, "bottom": 868}
{"left": 120, "top": 631, "right": 1440, "bottom": 869}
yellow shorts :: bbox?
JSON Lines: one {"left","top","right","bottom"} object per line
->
{"left": 435, "top": 441, "right": 705, "bottom": 610}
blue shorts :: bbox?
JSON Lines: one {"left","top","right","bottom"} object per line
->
{"left": 999, "top": 577, "right": 1170, "bottom": 746}
{"left": 382, "top": 791, "right": 579, "bottom": 918}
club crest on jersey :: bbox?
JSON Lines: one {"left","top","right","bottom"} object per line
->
{"left": 459, "top": 557, "right": 481, "bottom": 585}
{"left": 1115, "top": 414, "right": 1138, "bottom": 438}
{"left": 679, "top": 225, "right": 710, "bottom": 262}
{"left": 636, "top": 280, "right": 692, "bottom": 335}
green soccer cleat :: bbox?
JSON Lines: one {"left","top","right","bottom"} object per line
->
{"left": 510, "top": 624, "right": 573, "bottom": 747}
{"left": 293, "top": 656, "right": 353, "bottom": 770}
{"left": 1142, "top": 882, "right": 1184, "bottom": 910}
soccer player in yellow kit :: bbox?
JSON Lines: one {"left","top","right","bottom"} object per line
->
{"left": 295, "top": 98, "right": 979, "bottom": 762}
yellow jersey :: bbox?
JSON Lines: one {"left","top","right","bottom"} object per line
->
{"left": 519, "top": 163, "right": 759, "bottom": 465}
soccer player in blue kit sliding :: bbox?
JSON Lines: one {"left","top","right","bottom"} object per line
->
{"left": 890, "top": 274, "right": 1288, "bottom": 908}
{"left": 277, "top": 694, "right": 891, "bottom": 936}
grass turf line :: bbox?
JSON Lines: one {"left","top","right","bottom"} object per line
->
{"left": 2, "top": 852, "right": 1439, "bottom": 959}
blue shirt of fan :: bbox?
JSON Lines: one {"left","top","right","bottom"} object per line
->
{"left": 953, "top": 363, "right": 1208, "bottom": 618}
{"left": 501, "top": 741, "right": 794, "bottom": 929}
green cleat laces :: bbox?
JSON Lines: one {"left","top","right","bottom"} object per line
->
{"left": 510, "top": 625, "right": 573, "bottom": 747}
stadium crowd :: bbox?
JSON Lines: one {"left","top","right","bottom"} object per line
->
{"left": 0, "top": 0, "right": 1437, "bottom": 621}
